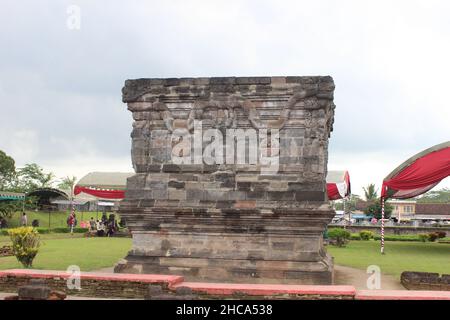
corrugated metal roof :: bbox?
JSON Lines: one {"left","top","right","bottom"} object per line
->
{"left": 51, "top": 199, "right": 89, "bottom": 205}
{"left": 0, "top": 191, "right": 25, "bottom": 200}
{"left": 413, "top": 215, "right": 450, "bottom": 220}
{"left": 76, "top": 172, "right": 134, "bottom": 189}
{"left": 416, "top": 203, "right": 450, "bottom": 215}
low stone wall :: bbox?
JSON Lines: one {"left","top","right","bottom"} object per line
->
{"left": 401, "top": 272, "right": 450, "bottom": 291}
{"left": 329, "top": 224, "right": 450, "bottom": 236}
{"left": 1, "top": 269, "right": 450, "bottom": 300}
{"left": 0, "top": 269, "right": 183, "bottom": 299}
{"left": 0, "top": 269, "right": 354, "bottom": 300}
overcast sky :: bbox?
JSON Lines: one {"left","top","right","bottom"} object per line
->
{"left": 0, "top": 0, "right": 449, "bottom": 195}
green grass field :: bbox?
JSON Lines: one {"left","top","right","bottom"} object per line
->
{"left": 327, "top": 240, "right": 450, "bottom": 278}
{"left": 5, "top": 210, "right": 112, "bottom": 229}
{"left": 0, "top": 236, "right": 132, "bottom": 271}
{"left": 1, "top": 236, "right": 448, "bottom": 278}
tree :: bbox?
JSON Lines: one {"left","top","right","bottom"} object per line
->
{"left": 416, "top": 188, "right": 450, "bottom": 204}
{"left": 363, "top": 184, "right": 378, "bottom": 201}
{"left": 327, "top": 228, "right": 351, "bottom": 247}
{"left": 0, "top": 196, "right": 38, "bottom": 219}
{"left": 58, "top": 176, "right": 77, "bottom": 198}
{"left": 364, "top": 198, "right": 393, "bottom": 220}
{"left": 16, "top": 163, "right": 55, "bottom": 192}
{"left": 0, "top": 150, "right": 16, "bottom": 189}
{"left": 0, "top": 201, "right": 20, "bottom": 219}
{"left": 333, "top": 194, "right": 361, "bottom": 211}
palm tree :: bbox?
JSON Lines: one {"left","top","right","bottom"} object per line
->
{"left": 58, "top": 176, "right": 77, "bottom": 199}
{"left": 363, "top": 184, "right": 378, "bottom": 202}
{"left": 41, "top": 172, "right": 56, "bottom": 188}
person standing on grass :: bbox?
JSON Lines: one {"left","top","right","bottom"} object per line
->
{"left": 101, "top": 212, "right": 108, "bottom": 225}
{"left": 96, "top": 220, "right": 105, "bottom": 237}
{"left": 21, "top": 212, "right": 28, "bottom": 226}
{"left": 89, "top": 217, "right": 96, "bottom": 231}
{"left": 67, "top": 213, "right": 76, "bottom": 234}
{"left": 106, "top": 214, "right": 117, "bottom": 237}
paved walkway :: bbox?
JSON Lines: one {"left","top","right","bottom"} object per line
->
{"left": 334, "top": 265, "right": 405, "bottom": 290}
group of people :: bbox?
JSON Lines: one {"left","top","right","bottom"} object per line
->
{"left": 1, "top": 211, "right": 121, "bottom": 235}
{"left": 87, "top": 213, "right": 118, "bottom": 237}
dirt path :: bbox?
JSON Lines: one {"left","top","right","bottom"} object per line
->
{"left": 334, "top": 265, "right": 405, "bottom": 290}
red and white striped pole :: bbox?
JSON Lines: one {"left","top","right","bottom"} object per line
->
{"left": 381, "top": 196, "right": 385, "bottom": 254}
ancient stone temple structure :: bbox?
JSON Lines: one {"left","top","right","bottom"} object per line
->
{"left": 115, "top": 76, "right": 336, "bottom": 284}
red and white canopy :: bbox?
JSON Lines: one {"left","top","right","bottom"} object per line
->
{"left": 74, "top": 172, "right": 133, "bottom": 200}
{"left": 381, "top": 141, "right": 450, "bottom": 199}
{"left": 326, "top": 170, "right": 351, "bottom": 200}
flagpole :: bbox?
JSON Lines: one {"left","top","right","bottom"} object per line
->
{"left": 381, "top": 196, "right": 385, "bottom": 254}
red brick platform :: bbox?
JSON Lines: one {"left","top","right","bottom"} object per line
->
{"left": 1, "top": 269, "right": 449, "bottom": 300}
{"left": 356, "top": 289, "right": 450, "bottom": 300}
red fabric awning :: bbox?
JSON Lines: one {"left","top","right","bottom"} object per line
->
{"left": 326, "top": 170, "right": 351, "bottom": 200}
{"left": 74, "top": 185, "right": 125, "bottom": 199}
{"left": 381, "top": 142, "right": 450, "bottom": 199}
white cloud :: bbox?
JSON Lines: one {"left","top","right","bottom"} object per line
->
{"left": 0, "top": 129, "right": 39, "bottom": 164}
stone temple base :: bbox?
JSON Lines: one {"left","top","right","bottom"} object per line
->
{"left": 114, "top": 202, "right": 335, "bottom": 285}
{"left": 116, "top": 76, "right": 337, "bottom": 285}
{"left": 114, "top": 244, "right": 334, "bottom": 285}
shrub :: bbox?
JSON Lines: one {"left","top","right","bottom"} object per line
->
{"left": 350, "top": 234, "right": 361, "bottom": 240}
{"left": 7, "top": 227, "right": 41, "bottom": 268}
{"left": 50, "top": 227, "right": 88, "bottom": 234}
{"left": 436, "top": 231, "right": 446, "bottom": 239}
{"left": 359, "top": 230, "right": 374, "bottom": 241}
{"left": 35, "top": 228, "right": 51, "bottom": 234}
{"left": 418, "top": 233, "right": 429, "bottom": 242}
{"left": 428, "top": 232, "right": 439, "bottom": 242}
{"left": 327, "top": 228, "right": 351, "bottom": 247}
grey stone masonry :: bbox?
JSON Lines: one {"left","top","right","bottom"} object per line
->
{"left": 116, "top": 76, "right": 336, "bottom": 284}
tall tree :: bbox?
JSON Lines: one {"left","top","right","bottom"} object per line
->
{"left": 364, "top": 198, "right": 393, "bottom": 220}
{"left": 363, "top": 184, "right": 378, "bottom": 201}
{"left": 0, "top": 150, "right": 15, "bottom": 190}
{"left": 333, "top": 194, "right": 361, "bottom": 211}
{"left": 17, "top": 163, "right": 55, "bottom": 192}
{"left": 416, "top": 188, "right": 450, "bottom": 203}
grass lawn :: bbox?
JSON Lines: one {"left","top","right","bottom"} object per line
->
{"left": 0, "top": 234, "right": 84, "bottom": 244}
{"left": 0, "top": 237, "right": 132, "bottom": 271}
{"left": 327, "top": 240, "right": 450, "bottom": 278}
{"left": 1, "top": 236, "right": 448, "bottom": 278}
{"left": 5, "top": 210, "right": 111, "bottom": 229}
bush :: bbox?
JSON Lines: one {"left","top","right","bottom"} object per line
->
{"left": 35, "top": 227, "right": 51, "bottom": 234}
{"left": 359, "top": 230, "right": 374, "bottom": 241}
{"left": 50, "top": 227, "right": 88, "bottom": 234}
{"left": 7, "top": 227, "right": 41, "bottom": 268}
{"left": 328, "top": 228, "right": 351, "bottom": 247}
{"left": 350, "top": 234, "right": 361, "bottom": 240}
{"left": 428, "top": 232, "right": 439, "bottom": 242}
{"left": 436, "top": 231, "right": 446, "bottom": 239}
{"left": 418, "top": 233, "right": 430, "bottom": 242}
